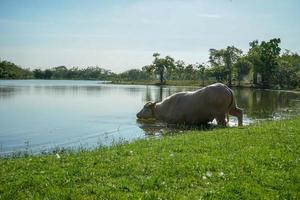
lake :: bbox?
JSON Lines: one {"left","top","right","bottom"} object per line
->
{"left": 1, "top": 80, "right": 300, "bottom": 155}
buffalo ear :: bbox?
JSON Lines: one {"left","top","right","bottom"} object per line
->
{"left": 145, "top": 101, "right": 156, "bottom": 108}
{"left": 145, "top": 101, "right": 152, "bottom": 107}
{"left": 149, "top": 102, "right": 156, "bottom": 108}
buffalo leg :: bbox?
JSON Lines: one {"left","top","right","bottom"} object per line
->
{"left": 229, "top": 107, "right": 243, "bottom": 126}
{"left": 216, "top": 113, "right": 227, "bottom": 126}
{"left": 225, "top": 113, "right": 229, "bottom": 124}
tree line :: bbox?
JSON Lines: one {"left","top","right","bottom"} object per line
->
{"left": 124, "top": 38, "right": 299, "bottom": 89}
{"left": 32, "top": 66, "right": 115, "bottom": 80}
{"left": 0, "top": 60, "right": 32, "bottom": 79}
{"left": 0, "top": 63, "right": 116, "bottom": 80}
{"left": 1, "top": 38, "right": 300, "bottom": 89}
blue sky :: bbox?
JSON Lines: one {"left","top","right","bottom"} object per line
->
{"left": 0, "top": 0, "right": 299, "bottom": 72}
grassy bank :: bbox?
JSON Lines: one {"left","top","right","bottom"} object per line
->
{"left": 1, "top": 118, "right": 300, "bottom": 199}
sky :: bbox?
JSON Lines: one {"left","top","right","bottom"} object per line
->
{"left": 0, "top": 0, "right": 299, "bottom": 72}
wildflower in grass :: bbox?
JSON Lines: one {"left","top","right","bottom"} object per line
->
{"left": 56, "top": 153, "right": 61, "bottom": 159}
{"left": 202, "top": 176, "right": 207, "bottom": 180}
{"left": 169, "top": 153, "right": 174, "bottom": 157}
{"left": 219, "top": 172, "right": 224, "bottom": 177}
{"left": 206, "top": 171, "right": 212, "bottom": 177}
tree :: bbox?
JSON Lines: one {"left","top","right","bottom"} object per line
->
{"left": 206, "top": 65, "right": 227, "bottom": 82}
{"left": 247, "top": 38, "right": 281, "bottom": 87}
{"left": 33, "top": 69, "right": 44, "bottom": 79}
{"left": 209, "top": 46, "right": 242, "bottom": 87}
{"left": 275, "top": 50, "right": 300, "bottom": 88}
{"left": 183, "top": 64, "right": 196, "bottom": 80}
{"left": 142, "top": 65, "right": 154, "bottom": 80}
{"left": 118, "top": 69, "right": 150, "bottom": 80}
{"left": 173, "top": 60, "right": 186, "bottom": 80}
{"left": 148, "top": 53, "right": 175, "bottom": 84}
{"left": 0, "top": 60, "right": 32, "bottom": 79}
{"left": 196, "top": 63, "right": 207, "bottom": 86}
{"left": 248, "top": 40, "right": 261, "bottom": 84}
{"left": 52, "top": 66, "right": 68, "bottom": 79}
{"left": 44, "top": 69, "right": 53, "bottom": 79}
{"left": 260, "top": 38, "right": 281, "bottom": 87}
{"left": 233, "top": 57, "right": 253, "bottom": 86}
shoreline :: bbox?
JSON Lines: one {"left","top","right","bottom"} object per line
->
{"left": 1, "top": 79, "right": 300, "bottom": 92}
{"left": 109, "top": 80, "right": 300, "bottom": 92}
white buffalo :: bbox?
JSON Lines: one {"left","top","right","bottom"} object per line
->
{"left": 136, "top": 83, "right": 243, "bottom": 126}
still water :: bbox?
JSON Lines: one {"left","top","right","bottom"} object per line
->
{"left": 0, "top": 80, "right": 300, "bottom": 155}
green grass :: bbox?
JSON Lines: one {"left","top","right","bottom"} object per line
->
{"left": 1, "top": 118, "right": 300, "bottom": 199}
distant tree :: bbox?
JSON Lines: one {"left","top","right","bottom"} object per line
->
{"left": 33, "top": 69, "right": 44, "bottom": 79}
{"left": 186, "top": 64, "right": 197, "bottom": 80}
{"left": 276, "top": 50, "right": 300, "bottom": 88}
{"left": 196, "top": 63, "right": 207, "bottom": 86}
{"left": 247, "top": 38, "right": 281, "bottom": 87}
{"left": 142, "top": 65, "right": 154, "bottom": 80}
{"left": 248, "top": 40, "right": 261, "bottom": 84}
{"left": 206, "top": 65, "right": 227, "bottom": 82}
{"left": 233, "top": 57, "right": 253, "bottom": 86}
{"left": 147, "top": 53, "right": 175, "bottom": 84}
{"left": 173, "top": 60, "right": 186, "bottom": 80}
{"left": 118, "top": 69, "right": 150, "bottom": 80}
{"left": 209, "top": 46, "right": 242, "bottom": 87}
{"left": 67, "top": 67, "right": 80, "bottom": 79}
{"left": 0, "top": 60, "right": 32, "bottom": 79}
{"left": 260, "top": 38, "right": 281, "bottom": 87}
{"left": 52, "top": 66, "right": 68, "bottom": 79}
{"left": 44, "top": 69, "right": 53, "bottom": 79}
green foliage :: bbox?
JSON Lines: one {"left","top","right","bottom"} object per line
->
{"left": 275, "top": 51, "right": 300, "bottom": 88}
{"left": 144, "top": 53, "right": 176, "bottom": 84}
{"left": 33, "top": 66, "right": 115, "bottom": 80}
{"left": 166, "top": 60, "right": 200, "bottom": 81}
{"left": 206, "top": 38, "right": 300, "bottom": 89}
{"left": 233, "top": 57, "right": 253, "bottom": 86}
{"left": 117, "top": 69, "right": 151, "bottom": 81}
{"left": 51, "top": 66, "right": 68, "bottom": 79}
{"left": 209, "top": 46, "right": 242, "bottom": 86}
{"left": 206, "top": 64, "right": 227, "bottom": 82}
{"left": 197, "top": 63, "right": 207, "bottom": 86}
{"left": 1, "top": 117, "right": 300, "bottom": 199}
{"left": 0, "top": 60, "right": 32, "bottom": 79}
{"left": 247, "top": 38, "right": 281, "bottom": 87}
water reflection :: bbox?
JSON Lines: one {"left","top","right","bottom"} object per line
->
{"left": 0, "top": 87, "right": 18, "bottom": 99}
{"left": 0, "top": 83, "right": 146, "bottom": 99}
{"left": 143, "top": 86, "right": 186, "bottom": 103}
{"left": 234, "top": 88, "right": 300, "bottom": 119}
